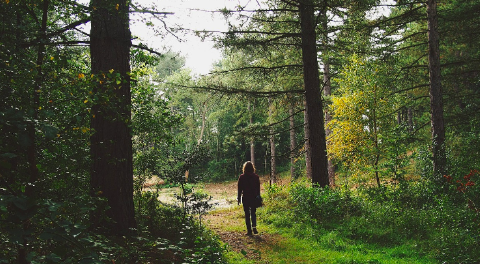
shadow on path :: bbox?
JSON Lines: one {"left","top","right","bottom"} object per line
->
{"left": 204, "top": 208, "right": 285, "bottom": 263}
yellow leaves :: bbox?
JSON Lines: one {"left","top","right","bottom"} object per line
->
{"left": 73, "top": 127, "right": 90, "bottom": 133}
{"left": 84, "top": 99, "right": 88, "bottom": 104}
{"left": 109, "top": 69, "right": 114, "bottom": 74}
{"left": 115, "top": 3, "right": 119, "bottom": 10}
{"left": 50, "top": 56, "right": 54, "bottom": 61}
{"left": 78, "top": 73, "right": 85, "bottom": 79}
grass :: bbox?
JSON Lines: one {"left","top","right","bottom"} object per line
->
{"left": 253, "top": 218, "right": 435, "bottom": 264}
{"left": 211, "top": 200, "right": 436, "bottom": 264}
{"left": 204, "top": 170, "right": 480, "bottom": 264}
{"left": 209, "top": 174, "right": 444, "bottom": 263}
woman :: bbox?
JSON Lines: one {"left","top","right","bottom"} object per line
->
{"left": 237, "top": 161, "right": 261, "bottom": 235}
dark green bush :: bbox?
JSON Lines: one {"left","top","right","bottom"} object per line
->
{"left": 289, "top": 183, "right": 361, "bottom": 224}
{"left": 133, "top": 191, "right": 226, "bottom": 263}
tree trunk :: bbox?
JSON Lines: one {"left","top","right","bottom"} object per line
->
{"left": 19, "top": 2, "right": 49, "bottom": 262}
{"left": 289, "top": 98, "right": 296, "bottom": 179}
{"left": 427, "top": 0, "right": 446, "bottom": 179}
{"left": 320, "top": 4, "right": 335, "bottom": 186}
{"left": 322, "top": 55, "right": 335, "bottom": 186}
{"left": 197, "top": 102, "right": 207, "bottom": 145}
{"left": 303, "top": 99, "right": 312, "bottom": 179}
{"left": 90, "top": 0, "right": 136, "bottom": 235}
{"left": 408, "top": 107, "right": 413, "bottom": 132}
{"left": 299, "top": 0, "right": 329, "bottom": 187}
{"left": 248, "top": 100, "right": 255, "bottom": 165}
{"left": 268, "top": 97, "right": 277, "bottom": 184}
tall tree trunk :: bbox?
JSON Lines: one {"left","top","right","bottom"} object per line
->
{"left": 20, "top": 2, "right": 49, "bottom": 262}
{"left": 268, "top": 97, "right": 277, "bottom": 184}
{"left": 303, "top": 99, "right": 312, "bottom": 179}
{"left": 248, "top": 100, "right": 255, "bottom": 165}
{"left": 372, "top": 97, "right": 381, "bottom": 187}
{"left": 27, "top": 0, "right": 48, "bottom": 198}
{"left": 324, "top": 66, "right": 335, "bottom": 186}
{"left": 407, "top": 107, "right": 413, "bottom": 132}
{"left": 197, "top": 102, "right": 207, "bottom": 145}
{"left": 299, "top": 0, "right": 329, "bottom": 187}
{"left": 90, "top": 0, "right": 136, "bottom": 235}
{"left": 289, "top": 98, "right": 296, "bottom": 179}
{"left": 320, "top": 5, "right": 335, "bottom": 186}
{"left": 427, "top": 0, "right": 446, "bottom": 179}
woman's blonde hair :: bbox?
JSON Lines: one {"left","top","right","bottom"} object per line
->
{"left": 242, "top": 161, "right": 255, "bottom": 174}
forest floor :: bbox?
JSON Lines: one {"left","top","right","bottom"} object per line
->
{"left": 154, "top": 176, "right": 436, "bottom": 264}
{"left": 153, "top": 176, "right": 286, "bottom": 263}
{"left": 201, "top": 177, "right": 283, "bottom": 263}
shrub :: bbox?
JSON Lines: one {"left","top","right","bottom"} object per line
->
{"left": 133, "top": 191, "right": 226, "bottom": 263}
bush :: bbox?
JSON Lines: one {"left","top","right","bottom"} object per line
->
{"left": 206, "top": 159, "right": 237, "bottom": 182}
{"left": 289, "top": 183, "right": 361, "bottom": 224}
{"left": 133, "top": 191, "right": 226, "bottom": 263}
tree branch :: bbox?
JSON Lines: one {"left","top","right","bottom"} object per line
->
{"left": 211, "top": 64, "right": 302, "bottom": 74}
{"left": 165, "top": 83, "right": 304, "bottom": 97}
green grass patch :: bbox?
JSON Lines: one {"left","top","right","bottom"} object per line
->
{"left": 255, "top": 178, "right": 479, "bottom": 264}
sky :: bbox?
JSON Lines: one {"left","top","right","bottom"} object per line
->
{"left": 129, "top": 0, "right": 393, "bottom": 76}
{"left": 131, "top": 0, "right": 247, "bottom": 76}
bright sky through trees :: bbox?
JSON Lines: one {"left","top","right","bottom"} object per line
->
{"left": 131, "top": 0, "right": 246, "bottom": 75}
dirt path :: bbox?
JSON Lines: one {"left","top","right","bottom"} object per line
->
{"left": 201, "top": 177, "right": 290, "bottom": 263}
{"left": 152, "top": 176, "right": 286, "bottom": 263}
{"left": 204, "top": 207, "right": 284, "bottom": 263}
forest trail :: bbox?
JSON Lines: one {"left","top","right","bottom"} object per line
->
{"left": 204, "top": 207, "right": 284, "bottom": 263}
{"left": 201, "top": 176, "right": 290, "bottom": 263}
{"left": 154, "top": 176, "right": 289, "bottom": 263}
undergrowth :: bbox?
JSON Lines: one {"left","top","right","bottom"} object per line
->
{"left": 260, "top": 174, "right": 480, "bottom": 264}
{"left": 0, "top": 190, "right": 226, "bottom": 264}
{"left": 130, "top": 191, "right": 226, "bottom": 263}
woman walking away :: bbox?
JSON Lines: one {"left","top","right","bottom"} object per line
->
{"left": 237, "top": 161, "right": 261, "bottom": 236}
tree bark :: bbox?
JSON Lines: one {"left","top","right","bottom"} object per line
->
{"left": 197, "top": 102, "right": 207, "bottom": 145}
{"left": 90, "top": 0, "right": 136, "bottom": 235}
{"left": 427, "top": 0, "right": 446, "bottom": 179}
{"left": 20, "top": 2, "right": 49, "bottom": 262}
{"left": 289, "top": 98, "right": 296, "bottom": 179}
{"left": 322, "top": 57, "right": 335, "bottom": 186}
{"left": 268, "top": 97, "right": 277, "bottom": 184}
{"left": 320, "top": 4, "right": 335, "bottom": 186}
{"left": 303, "top": 99, "right": 312, "bottom": 179}
{"left": 248, "top": 100, "right": 255, "bottom": 165}
{"left": 299, "top": 0, "right": 329, "bottom": 187}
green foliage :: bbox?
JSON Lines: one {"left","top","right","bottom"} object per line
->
{"left": 0, "top": 193, "right": 111, "bottom": 263}
{"left": 261, "top": 177, "right": 480, "bottom": 263}
{"left": 289, "top": 183, "right": 361, "bottom": 226}
{"left": 133, "top": 191, "right": 226, "bottom": 263}
{"left": 329, "top": 54, "right": 405, "bottom": 185}
{"left": 206, "top": 159, "right": 237, "bottom": 182}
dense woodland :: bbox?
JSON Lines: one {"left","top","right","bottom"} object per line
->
{"left": 1, "top": 0, "right": 479, "bottom": 263}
